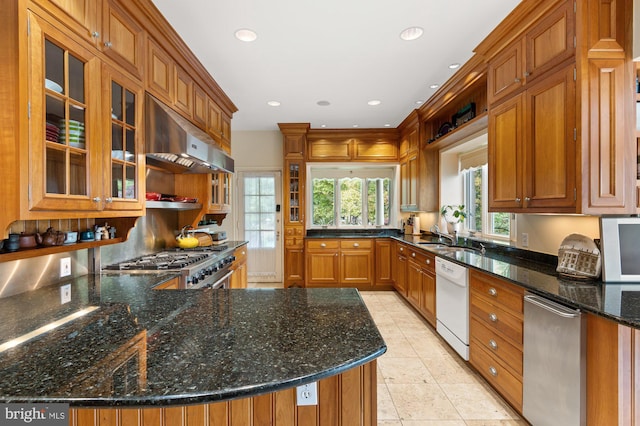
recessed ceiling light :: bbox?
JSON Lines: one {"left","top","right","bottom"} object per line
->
{"left": 267, "top": 100, "right": 281, "bottom": 107}
{"left": 448, "top": 63, "right": 461, "bottom": 69}
{"left": 320, "top": 124, "right": 327, "bottom": 128}
{"left": 399, "top": 27, "right": 424, "bottom": 41}
{"left": 384, "top": 124, "right": 391, "bottom": 127}
{"left": 429, "top": 84, "right": 440, "bottom": 89}
{"left": 367, "top": 100, "right": 381, "bottom": 106}
{"left": 317, "top": 100, "right": 331, "bottom": 106}
{"left": 352, "top": 124, "right": 359, "bottom": 128}
{"left": 235, "top": 29, "right": 257, "bottom": 42}
{"left": 415, "top": 100, "right": 424, "bottom": 105}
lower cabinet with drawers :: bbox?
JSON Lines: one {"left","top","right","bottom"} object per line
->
{"left": 468, "top": 269, "right": 524, "bottom": 413}
{"left": 392, "top": 242, "right": 436, "bottom": 327}
{"left": 305, "top": 239, "right": 373, "bottom": 289}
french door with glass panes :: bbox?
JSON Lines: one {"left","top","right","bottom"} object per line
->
{"left": 240, "top": 172, "right": 282, "bottom": 283}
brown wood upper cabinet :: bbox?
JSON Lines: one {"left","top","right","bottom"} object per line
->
{"left": 101, "top": 0, "right": 145, "bottom": 79}
{"left": 485, "top": 0, "right": 635, "bottom": 214}
{"left": 399, "top": 113, "right": 420, "bottom": 211}
{"left": 31, "top": 0, "right": 100, "bottom": 45}
{"left": 146, "top": 37, "right": 174, "bottom": 104}
{"left": 487, "top": 0, "right": 575, "bottom": 105}
{"left": 306, "top": 135, "right": 398, "bottom": 162}
{"left": 26, "top": 11, "right": 145, "bottom": 215}
{"left": 489, "top": 64, "right": 576, "bottom": 212}
{"left": 174, "top": 64, "right": 193, "bottom": 118}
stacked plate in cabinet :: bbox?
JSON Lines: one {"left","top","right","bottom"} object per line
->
{"left": 45, "top": 121, "right": 59, "bottom": 143}
{"left": 59, "top": 119, "right": 85, "bottom": 149}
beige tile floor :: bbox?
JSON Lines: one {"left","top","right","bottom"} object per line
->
{"left": 360, "top": 290, "right": 528, "bottom": 426}
{"left": 247, "top": 284, "right": 527, "bottom": 425}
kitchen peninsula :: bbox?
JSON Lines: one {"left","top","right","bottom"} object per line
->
{"left": 0, "top": 275, "right": 385, "bottom": 425}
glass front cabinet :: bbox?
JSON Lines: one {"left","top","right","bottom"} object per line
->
{"left": 210, "top": 173, "right": 231, "bottom": 213}
{"left": 27, "top": 12, "right": 144, "bottom": 214}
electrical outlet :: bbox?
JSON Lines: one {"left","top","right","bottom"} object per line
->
{"left": 60, "top": 284, "right": 71, "bottom": 304}
{"left": 521, "top": 233, "right": 529, "bottom": 248}
{"left": 60, "top": 257, "right": 71, "bottom": 277}
{"left": 296, "top": 382, "right": 318, "bottom": 406}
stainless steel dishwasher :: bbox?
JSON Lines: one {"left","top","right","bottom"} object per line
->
{"left": 523, "top": 293, "right": 585, "bottom": 426}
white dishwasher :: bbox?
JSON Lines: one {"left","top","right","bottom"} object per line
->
{"left": 435, "top": 257, "right": 469, "bottom": 360}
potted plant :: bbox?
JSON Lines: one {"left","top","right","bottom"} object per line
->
{"left": 440, "top": 204, "right": 467, "bottom": 234}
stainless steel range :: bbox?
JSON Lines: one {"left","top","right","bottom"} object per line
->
{"left": 103, "top": 245, "right": 235, "bottom": 289}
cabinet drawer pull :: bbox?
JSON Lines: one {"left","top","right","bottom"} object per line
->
{"left": 399, "top": 247, "right": 404, "bottom": 252}
{"left": 353, "top": 243, "right": 359, "bottom": 247}
{"left": 412, "top": 252, "right": 416, "bottom": 257}
{"left": 488, "top": 287, "right": 497, "bottom": 297}
{"left": 320, "top": 243, "right": 326, "bottom": 248}
{"left": 489, "top": 366, "right": 498, "bottom": 377}
{"left": 426, "top": 259, "right": 431, "bottom": 265}
{"left": 489, "top": 339, "right": 498, "bottom": 350}
{"left": 489, "top": 313, "right": 498, "bottom": 322}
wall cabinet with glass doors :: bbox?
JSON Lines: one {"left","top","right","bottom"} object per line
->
{"left": 29, "top": 11, "right": 145, "bottom": 215}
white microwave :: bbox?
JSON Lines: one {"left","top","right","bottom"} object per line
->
{"left": 600, "top": 216, "right": 640, "bottom": 282}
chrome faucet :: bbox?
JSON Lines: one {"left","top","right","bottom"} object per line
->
{"left": 430, "top": 225, "right": 456, "bottom": 245}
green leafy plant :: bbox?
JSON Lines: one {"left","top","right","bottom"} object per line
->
{"left": 440, "top": 204, "right": 468, "bottom": 224}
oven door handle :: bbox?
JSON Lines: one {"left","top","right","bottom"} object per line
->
{"left": 211, "top": 270, "right": 234, "bottom": 289}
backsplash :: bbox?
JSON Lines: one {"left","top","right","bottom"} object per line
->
{"left": 0, "top": 210, "right": 182, "bottom": 299}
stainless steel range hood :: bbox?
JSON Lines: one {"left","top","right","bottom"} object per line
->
{"left": 145, "top": 93, "right": 234, "bottom": 174}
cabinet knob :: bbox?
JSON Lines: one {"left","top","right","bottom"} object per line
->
{"left": 320, "top": 243, "right": 326, "bottom": 248}
{"left": 489, "top": 366, "right": 498, "bottom": 377}
{"left": 524, "top": 196, "right": 531, "bottom": 202}
{"left": 91, "top": 31, "right": 100, "bottom": 38}
{"left": 104, "top": 41, "right": 113, "bottom": 48}
{"left": 92, "top": 197, "right": 101, "bottom": 202}
{"left": 426, "top": 259, "right": 431, "bottom": 265}
{"left": 489, "top": 313, "right": 498, "bottom": 322}
{"left": 524, "top": 71, "right": 530, "bottom": 77}
{"left": 515, "top": 197, "right": 521, "bottom": 204}
{"left": 488, "top": 287, "right": 497, "bottom": 297}
{"left": 400, "top": 247, "right": 404, "bottom": 252}
{"left": 489, "top": 339, "right": 498, "bottom": 350}
{"left": 514, "top": 78, "right": 521, "bottom": 83}
{"left": 105, "top": 197, "right": 113, "bottom": 203}
{"left": 412, "top": 252, "right": 416, "bottom": 257}
{"left": 353, "top": 243, "right": 359, "bottom": 247}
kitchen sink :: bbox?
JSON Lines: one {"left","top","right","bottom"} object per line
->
{"left": 417, "top": 242, "right": 479, "bottom": 255}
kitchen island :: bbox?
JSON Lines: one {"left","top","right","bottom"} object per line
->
{"left": 0, "top": 275, "right": 385, "bottom": 425}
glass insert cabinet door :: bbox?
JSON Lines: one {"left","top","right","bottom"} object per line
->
{"left": 103, "top": 64, "right": 144, "bottom": 211}
{"left": 28, "top": 12, "right": 101, "bottom": 211}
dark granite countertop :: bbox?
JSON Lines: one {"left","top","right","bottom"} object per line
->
{"left": 305, "top": 229, "right": 403, "bottom": 238}
{"left": 393, "top": 235, "right": 640, "bottom": 329}
{"left": 0, "top": 276, "right": 385, "bottom": 407}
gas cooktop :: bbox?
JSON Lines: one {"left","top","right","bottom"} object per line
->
{"left": 104, "top": 251, "right": 211, "bottom": 271}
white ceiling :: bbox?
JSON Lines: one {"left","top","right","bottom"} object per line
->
{"left": 151, "top": 0, "right": 521, "bottom": 131}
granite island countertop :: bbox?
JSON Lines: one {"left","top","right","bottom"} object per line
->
{"left": 393, "top": 235, "right": 640, "bottom": 329}
{"left": 0, "top": 275, "right": 386, "bottom": 407}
